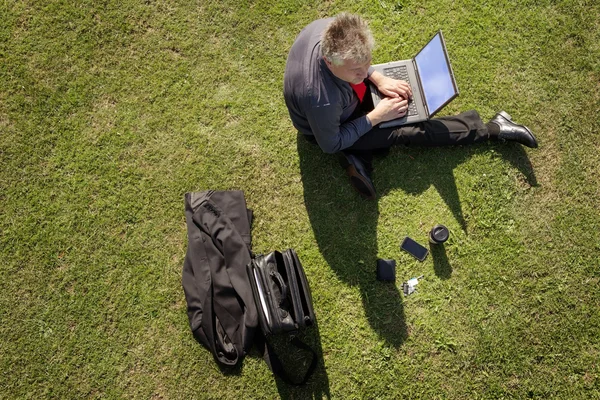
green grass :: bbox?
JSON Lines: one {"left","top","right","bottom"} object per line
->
{"left": 1, "top": 0, "right": 599, "bottom": 398}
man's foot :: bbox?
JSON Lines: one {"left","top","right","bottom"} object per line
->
{"left": 489, "top": 111, "right": 538, "bottom": 148}
{"left": 338, "top": 152, "right": 376, "bottom": 200}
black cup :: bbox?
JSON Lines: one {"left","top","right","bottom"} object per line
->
{"left": 429, "top": 224, "right": 449, "bottom": 244}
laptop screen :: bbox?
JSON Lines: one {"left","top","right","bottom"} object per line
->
{"left": 414, "top": 32, "right": 458, "bottom": 116}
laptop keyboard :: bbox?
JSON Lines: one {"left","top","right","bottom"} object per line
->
{"left": 383, "top": 66, "right": 418, "bottom": 116}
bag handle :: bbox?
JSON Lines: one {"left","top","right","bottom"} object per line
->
{"left": 269, "top": 270, "right": 288, "bottom": 305}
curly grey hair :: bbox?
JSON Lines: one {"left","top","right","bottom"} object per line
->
{"left": 321, "top": 13, "right": 375, "bottom": 66}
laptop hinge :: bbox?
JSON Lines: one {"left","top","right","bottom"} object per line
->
{"left": 412, "top": 58, "right": 429, "bottom": 116}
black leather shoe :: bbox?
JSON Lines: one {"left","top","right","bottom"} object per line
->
{"left": 338, "top": 152, "right": 376, "bottom": 200}
{"left": 489, "top": 111, "right": 538, "bottom": 148}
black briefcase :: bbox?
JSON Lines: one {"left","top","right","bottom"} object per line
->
{"left": 247, "top": 249, "right": 318, "bottom": 385}
{"left": 247, "top": 249, "right": 315, "bottom": 335}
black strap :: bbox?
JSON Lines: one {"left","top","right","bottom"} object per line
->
{"left": 259, "top": 334, "right": 318, "bottom": 386}
{"left": 269, "top": 270, "right": 289, "bottom": 306}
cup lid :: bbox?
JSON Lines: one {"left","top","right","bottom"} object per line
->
{"left": 431, "top": 225, "right": 449, "bottom": 242}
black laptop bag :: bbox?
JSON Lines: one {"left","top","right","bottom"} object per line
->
{"left": 247, "top": 249, "right": 317, "bottom": 385}
{"left": 247, "top": 249, "right": 315, "bottom": 335}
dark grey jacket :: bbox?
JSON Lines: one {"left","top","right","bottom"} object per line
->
{"left": 182, "top": 190, "right": 257, "bottom": 366}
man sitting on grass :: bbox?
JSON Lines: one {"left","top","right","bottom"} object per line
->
{"left": 283, "top": 13, "right": 538, "bottom": 200}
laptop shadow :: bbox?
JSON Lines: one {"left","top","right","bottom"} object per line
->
{"left": 297, "top": 134, "right": 537, "bottom": 344}
{"left": 375, "top": 141, "right": 537, "bottom": 233}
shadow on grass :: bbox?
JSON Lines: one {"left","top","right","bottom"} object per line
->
{"left": 270, "top": 321, "right": 331, "bottom": 399}
{"left": 376, "top": 142, "right": 538, "bottom": 234}
{"left": 298, "top": 134, "right": 537, "bottom": 346}
{"left": 430, "top": 243, "right": 452, "bottom": 279}
{"left": 298, "top": 136, "right": 408, "bottom": 349}
{"left": 217, "top": 314, "right": 331, "bottom": 398}
{"left": 494, "top": 144, "right": 539, "bottom": 188}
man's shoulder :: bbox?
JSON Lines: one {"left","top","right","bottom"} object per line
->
{"left": 303, "top": 17, "right": 333, "bottom": 33}
{"left": 308, "top": 69, "right": 340, "bottom": 108}
{"left": 284, "top": 17, "right": 342, "bottom": 109}
{"left": 291, "top": 61, "right": 340, "bottom": 110}
{"left": 289, "top": 18, "right": 333, "bottom": 59}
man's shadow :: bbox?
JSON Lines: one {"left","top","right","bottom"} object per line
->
{"left": 298, "top": 134, "right": 537, "bottom": 346}
{"left": 298, "top": 136, "right": 408, "bottom": 348}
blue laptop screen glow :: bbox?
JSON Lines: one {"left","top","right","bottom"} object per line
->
{"left": 414, "top": 33, "right": 457, "bottom": 114}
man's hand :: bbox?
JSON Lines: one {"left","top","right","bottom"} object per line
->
{"left": 368, "top": 70, "right": 413, "bottom": 100}
{"left": 366, "top": 96, "right": 409, "bottom": 126}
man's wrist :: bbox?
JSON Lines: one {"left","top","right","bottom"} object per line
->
{"left": 368, "top": 70, "right": 383, "bottom": 86}
{"left": 366, "top": 111, "right": 381, "bottom": 126}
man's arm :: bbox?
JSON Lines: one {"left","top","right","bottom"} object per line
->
{"left": 306, "top": 97, "right": 410, "bottom": 152}
{"left": 306, "top": 103, "right": 372, "bottom": 154}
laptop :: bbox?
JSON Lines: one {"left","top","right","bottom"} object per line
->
{"left": 369, "top": 30, "right": 459, "bottom": 128}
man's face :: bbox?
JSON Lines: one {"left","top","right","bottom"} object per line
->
{"left": 324, "top": 57, "right": 371, "bottom": 84}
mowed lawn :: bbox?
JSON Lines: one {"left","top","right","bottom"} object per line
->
{"left": 1, "top": 0, "right": 599, "bottom": 398}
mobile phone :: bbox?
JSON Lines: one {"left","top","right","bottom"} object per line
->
{"left": 400, "top": 236, "right": 429, "bottom": 262}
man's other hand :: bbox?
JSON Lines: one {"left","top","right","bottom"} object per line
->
{"left": 366, "top": 96, "right": 408, "bottom": 126}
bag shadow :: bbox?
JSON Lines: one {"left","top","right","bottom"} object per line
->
{"left": 269, "top": 320, "right": 331, "bottom": 399}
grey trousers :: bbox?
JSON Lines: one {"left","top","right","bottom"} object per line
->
{"left": 348, "top": 109, "right": 490, "bottom": 152}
